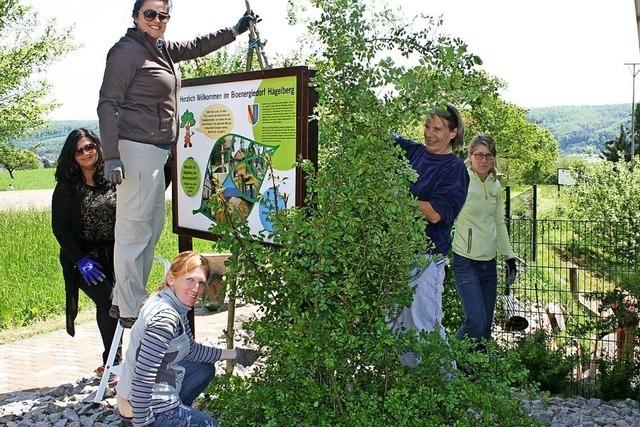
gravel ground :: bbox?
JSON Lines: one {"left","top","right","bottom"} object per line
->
{"left": 2, "top": 379, "right": 639, "bottom": 426}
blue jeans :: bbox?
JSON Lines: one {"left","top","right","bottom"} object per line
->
{"left": 452, "top": 253, "right": 497, "bottom": 341}
{"left": 120, "top": 361, "right": 217, "bottom": 427}
{"left": 150, "top": 403, "right": 219, "bottom": 427}
{"left": 178, "top": 360, "right": 216, "bottom": 406}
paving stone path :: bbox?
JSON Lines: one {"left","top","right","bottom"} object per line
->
{"left": 0, "top": 305, "right": 256, "bottom": 426}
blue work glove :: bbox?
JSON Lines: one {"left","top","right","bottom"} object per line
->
{"left": 104, "top": 159, "right": 125, "bottom": 185}
{"left": 505, "top": 258, "right": 517, "bottom": 286}
{"left": 234, "top": 11, "right": 259, "bottom": 35}
{"left": 76, "top": 257, "right": 106, "bottom": 286}
{"left": 235, "top": 348, "right": 259, "bottom": 367}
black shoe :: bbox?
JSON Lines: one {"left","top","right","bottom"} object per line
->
{"left": 119, "top": 317, "right": 137, "bottom": 328}
{"left": 109, "top": 304, "right": 120, "bottom": 319}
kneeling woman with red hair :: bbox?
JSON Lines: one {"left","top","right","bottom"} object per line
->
{"left": 116, "top": 251, "right": 257, "bottom": 427}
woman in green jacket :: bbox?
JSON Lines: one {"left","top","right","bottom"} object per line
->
{"left": 452, "top": 134, "right": 517, "bottom": 342}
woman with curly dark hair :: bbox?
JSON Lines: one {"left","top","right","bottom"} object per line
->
{"left": 52, "top": 128, "right": 121, "bottom": 375}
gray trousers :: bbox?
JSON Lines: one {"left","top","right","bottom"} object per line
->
{"left": 112, "top": 139, "right": 169, "bottom": 318}
{"left": 395, "top": 254, "right": 447, "bottom": 367}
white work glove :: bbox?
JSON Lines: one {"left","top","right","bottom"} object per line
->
{"left": 105, "top": 159, "right": 125, "bottom": 185}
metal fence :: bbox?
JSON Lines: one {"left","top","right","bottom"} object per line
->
{"left": 493, "top": 186, "right": 639, "bottom": 396}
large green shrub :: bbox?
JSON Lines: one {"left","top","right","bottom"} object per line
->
{"left": 202, "top": 1, "right": 534, "bottom": 425}
{"left": 514, "top": 330, "right": 577, "bottom": 396}
{"left": 208, "top": 335, "right": 534, "bottom": 426}
{"left": 442, "top": 267, "right": 464, "bottom": 333}
{"left": 597, "top": 357, "right": 640, "bottom": 401}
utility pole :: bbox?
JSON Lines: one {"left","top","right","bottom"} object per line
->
{"left": 625, "top": 63, "right": 640, "bottom": 158}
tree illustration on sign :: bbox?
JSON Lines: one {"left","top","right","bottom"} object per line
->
{"left": 180, "top": 110, "right": 196, "bottom": 148}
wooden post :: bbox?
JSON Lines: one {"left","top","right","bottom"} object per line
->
{"left": 225, "top": 277, "right": 238, "bottom": 374}
{"left": 225, "top": 253, "right": 239, "bottom": 375}
{"left": 200, "top": 253, "right": 234, "bottom": 372}
{"left": 178, "top": 235, "right": 196, "bottom": 334}
{"left": 569, "top": 267, "right": 578, "bottom": 299}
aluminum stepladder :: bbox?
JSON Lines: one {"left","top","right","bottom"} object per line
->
{"left": 94, "top": 256, "right": 171, "bottom": 403}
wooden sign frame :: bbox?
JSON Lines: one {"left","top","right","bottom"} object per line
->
{"left": 172, "top": 66, "right": 317, "bottom": 242}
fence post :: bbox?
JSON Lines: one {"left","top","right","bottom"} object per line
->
{"left": 505, "top": 186, "right": 511, "bottom": 234}
{"left": 569, "top": 267, "right": 578, "bottom": 298}
{"left": 532, "top": 184, "right": 537, "bottom": 261}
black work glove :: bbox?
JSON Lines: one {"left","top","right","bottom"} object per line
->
{"left": 505, "top": 258, "right": 517, "bottom": 286}
{"left": 235, "top": 348, "right": 259, "bottom": 367}
{"left": 234, "top": 11, "right": 259, "bottom": 35}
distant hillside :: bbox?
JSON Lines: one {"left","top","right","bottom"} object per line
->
{"left": 11, "top": 104, "right": 633, "bottom": 158}
{"left": 14, "top": 120, "right": 98, "bottom": 161}
{"left": 527, "top": 104, "right": 631, "bottom": 154}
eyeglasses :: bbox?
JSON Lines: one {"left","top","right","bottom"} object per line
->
{"left": 75, "top": 143, "right": 97, "bottom": 157}
{"left": 472, "top": 153, "right": 494, "bottom": 161}
{"left": 139, "top": 9, "right": 170, "bottom": 23}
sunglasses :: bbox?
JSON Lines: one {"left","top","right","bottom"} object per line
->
{"left": 75, "top": 143, "right": 98, "bottom": 157}
{"left": 472, "top": 153, "right": 494, "bottom": 161}
{"left": 139, "top": 9, "right": 170, "bottom": 23}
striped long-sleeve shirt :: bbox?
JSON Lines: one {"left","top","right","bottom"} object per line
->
{"left": 117, "top": 288, "right": 222, "bottom": 426}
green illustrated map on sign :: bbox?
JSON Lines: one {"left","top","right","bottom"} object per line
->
{"left": 194, "top": 133, "right": 279, "bottom": 224}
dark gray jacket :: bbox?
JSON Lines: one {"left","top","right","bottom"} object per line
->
{"left": 97, "top": 27, "right": 236, "bottom": 160}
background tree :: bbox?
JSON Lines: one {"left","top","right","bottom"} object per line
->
{"left": 527, "top": 104, "right": 630, "bottom": 155}
{"left": 179, "top": 44, "right": 307, "bottom": 79}
{"left": 566, "top": 158, "right": 640, "bottom": 263}
{"left": 632, "top": 101, "right": 640, "bottom": 158}
{"left": 203, "top": 1, "right": 533, "bottom": 425}
{"left": 467, "top": 97, "right": 559, "bottom": 183}
{"left": 600, "top": 124, "right": 629, "bottom": 162}
{"left": 0, "top": 143, "right": 39, "bottom": 178}
{"left": 179, "top": 46, "right": 246, "bottom": 78}
{"left": 0, "top": 0, "right": 73, "bottom": 176}
{"left": 598, "top": 103, "right": 640, "bottom": 162}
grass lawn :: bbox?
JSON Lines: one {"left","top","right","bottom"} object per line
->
{"left": 0, "top": 182, "right": 573, "bottom": 340}
{"left": 0, "top": 201, "right": 226, "bottom": 337}
{"left": 503, "top": 184, "right": 628, "bottom": 357}
{"left": 536, "top": 184, "right": 570, "bottom": 218}
{"left": 0, "top": 168, "right": 56, "bottom": 191}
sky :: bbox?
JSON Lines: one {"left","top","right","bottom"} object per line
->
{"left": 24, "top": 0, "right": 640, "bottom": 120}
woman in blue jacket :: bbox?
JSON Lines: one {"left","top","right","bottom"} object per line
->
{"left": 391, "top": 104, "right": 469, "bottom": 366}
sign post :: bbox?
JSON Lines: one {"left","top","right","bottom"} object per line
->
{"left": 557, "top": 168, "right": 576, "bottom": 193}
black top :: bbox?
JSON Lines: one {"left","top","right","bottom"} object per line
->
{"left": 52, "top": 179, "right": 116, "bottom": 336}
